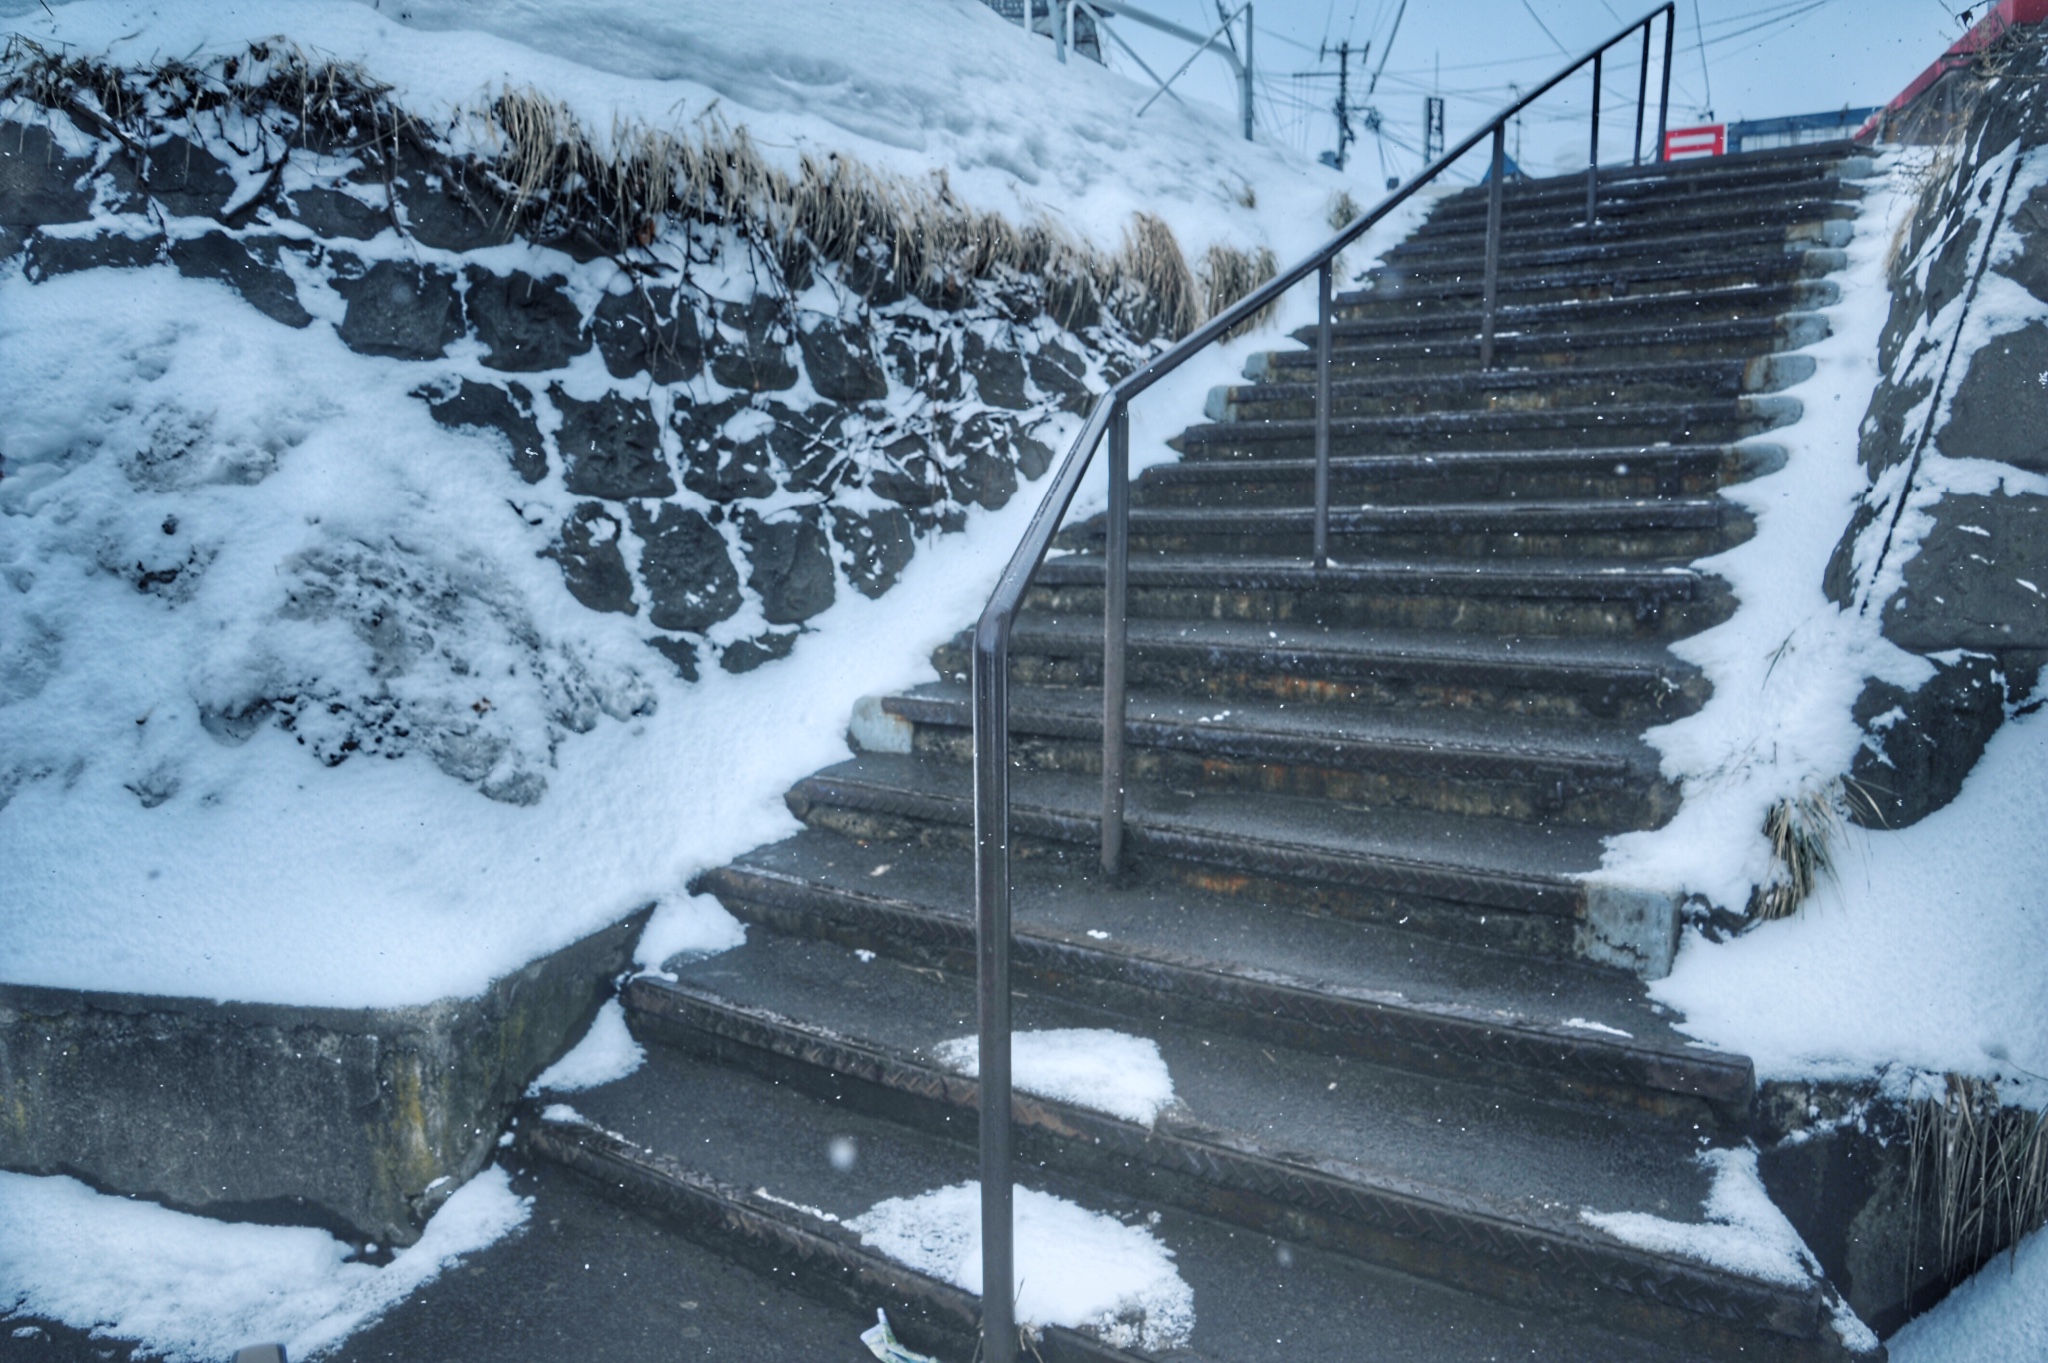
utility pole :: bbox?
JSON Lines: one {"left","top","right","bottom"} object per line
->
{"left": 1319, "top": 40, "right": 1356, "bottom": 171}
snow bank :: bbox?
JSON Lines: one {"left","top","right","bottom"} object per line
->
{"left": 848, "top": 1181, "right": 1194, "bottom": 1352}
{"left": 932, "top": 1027, "right": 1176, "bottom": 1126}
{"left": 1889, "top": 1225, "right": 2048, "bottom": 1363}
{"left": 528, "top": 997, "right": 645, "bottom": 1093}
{"left": 0, "top": 1165, "right": 529, "bottom": 1361}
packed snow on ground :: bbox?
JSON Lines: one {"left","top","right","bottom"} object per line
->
{"left": 0, "top": 1166, "right": 529, "bottom": 1362}
{"left": 0, "top": 0, "right": 1431, "bottom": 1012}
{"left": 1593, "top": 148, "right": 2048, "bottom": 1091}
{"left": 528, "top": 997, "right": 645, "bottom": 1093}
{"left": 848, "top": 1181, "right": 1193, "bottom": 1352}
{"left": 1888, "top": 1224, "right": 2048, "bottom": 1363}
{"left": 932, "top": 1027, "right": 1177, "bottom": 1126}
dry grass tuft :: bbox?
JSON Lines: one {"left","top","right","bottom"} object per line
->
{"left": 1748, "top": 784, "right": 1843, "bottom": 921}
{"left": 1197, "top": 241, "right": 1278, "bottom": 337}
{"left": 1905, "top": 1075, "right": 2048, "bottom": 1296}
{"left": 1327, "top": 190, "right": 1363, "bottom": 232}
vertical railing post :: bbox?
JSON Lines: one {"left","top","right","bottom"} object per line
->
{"left": 972, "top": 621, "right": 1015, "bottom": 1363}
{"left": 1587, "top": 50, "right": 1602, "bottom": 232}
{"left": 1479, "top": 124, "right": 1506, "bottom": 370}
{"left": 1101, "top": 401, "right": 1129, "bottom": 876}
{"left": 1634, "top": 22, "right": 1651, "bottom": 165}
{"left": 1656, "top": 5, "right": 1674, "bottom": 161}
{"left": 1314, "top": 261, "right": 1332, "bottom": 568}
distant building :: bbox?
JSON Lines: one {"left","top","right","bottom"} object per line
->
{"left": 982, "top": 0, "right": 1104, "bottom": 63}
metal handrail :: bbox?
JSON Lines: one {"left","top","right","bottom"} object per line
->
{"left": 968, "top": 8, "right": 1675, "bottom": 1357}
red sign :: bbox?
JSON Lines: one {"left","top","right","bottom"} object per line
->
{"left": 1663, "top": 124, "right": 1726, "bottom": 159}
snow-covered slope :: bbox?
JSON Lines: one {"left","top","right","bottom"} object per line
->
{"left": 0, "top": 0, "right": 1378, "bottom": 1010}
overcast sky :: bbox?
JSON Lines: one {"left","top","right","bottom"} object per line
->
{"left": 1090, "top": 0, "right": 1971, "bottom": 179}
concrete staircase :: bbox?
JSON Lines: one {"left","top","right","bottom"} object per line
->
{"left": 519, "top": 145, "right": 1877, "bottom": 1361}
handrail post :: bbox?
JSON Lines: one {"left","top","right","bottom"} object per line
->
{"left": 1314, "top": 261, "right": 1333, "bottom": 568}
{"left": 1587, "top": 49, "right": 1601, "bottom": 233}
{"left": 1634, "top": 21, "right": 1651, "bottom": 165}
{"left": 1656, "top": 4, "right": 1674, "bottom": 161}
{"left": 972, "top": 621, "right": 1016, "bottom": 1363}
{"left": 1479, "top": 124, "right": 1506, "bottom": 370}
{"left": 1100, "top": 399, "right": 1130, "bottom": 876}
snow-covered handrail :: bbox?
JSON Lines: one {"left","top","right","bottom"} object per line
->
{"left": 968, "top": 8, "right": 1677, "bottom": 1358}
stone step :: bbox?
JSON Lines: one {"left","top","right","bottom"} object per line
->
{"left": 784, "top": 751, "right": 1611, "bottom": 958}
{"left": 527, "top": 1041, "right": 1762, "bottom": 1363}
{"left": 692, "top": 825, "right": 1752, "bottom": 1120}
{"left": 1336, "top": 248, "right": 1845, "bottom": 312}
{"left": 1071, "top": 497, "right": 1750, "bottom": 563}
{"left": 1170, "top": 395, "right": 1799, "bottom": 458}
{"left": 1313, "top": 279, "right": 1838, "bottom": 342}
{"left": 1421, "top": 146, "right": 1863, "bottom": 225}
{"left": 1400, "top": 192, "right": 1857, "bottom": 256}
{"left": 1207, "top": 356, "right": 1811, "bottom": 424}
{"left": 1024, "top": 551, "right": 1731, "bottom": 640}
{"left": 606, "top": 941, "right": 1842, "bottom": 1358}
{"left": 1373, "top": 220, "right": 1851, "bottom": 285}
{"left": 1127, "top": 442, "right": 1778, "bottom": 507}
{"left": 874, "top": 680, "right": 1675, "bottom": 828}
{"left": 1256, "top": 313, "right": 1827, "bottom": 378}
{"left": 927, "top": 614, "right": 1707, "bottom": 724}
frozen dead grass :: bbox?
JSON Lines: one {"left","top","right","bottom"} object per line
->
{"left": 848, "top": 1182, "right": 1194, "bottom": 1353}
{"left": 0, "top": 1166, "right": 529, "bottom": 1361}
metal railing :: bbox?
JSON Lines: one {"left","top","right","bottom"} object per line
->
{"left": 968, "top": 8, "right": 1675, "bottom": 1358}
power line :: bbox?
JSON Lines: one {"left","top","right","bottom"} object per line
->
{"left": 1519, "top": 0, "right": 1572, "bottom": 56}
{"left": 1692, "top": 0, "right": 1715, "bottom": 117}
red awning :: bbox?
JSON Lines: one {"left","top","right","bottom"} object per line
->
{"left": 1857, "top": 0, "right": 2048, "bottom": 138}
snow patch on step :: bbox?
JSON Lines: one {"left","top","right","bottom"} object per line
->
{"left": 0, "top": 1165, "right": 529, "bottom": 1363}
{"left": 932, "top": 1028, "right": 1176, "bottom": 1126}
{"left": 528, "top": 998, "right": 645, "bottom": 1093}
{"left": 1581, "top": 1146, "right": 1817, "bottom": 1289}
{"left": 848, "top": 1182, "right": 1194, "bottom": 1353}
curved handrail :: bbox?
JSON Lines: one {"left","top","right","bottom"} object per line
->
{"left": 968, "top": 8, "right": 1676, "bottom": 1359}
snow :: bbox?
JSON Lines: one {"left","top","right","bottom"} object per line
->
{"left": 1580, "top": 147, "right": 2048, "bottom": 1094}
{"left": 1582, "top": 1147, "right": 1814, "bottom": 1288}
{"left": 0, "top": 0, "right": 1419, "bottom": 1013}
{"left": 932, "top": 1027, "right": 1177, "bottom": 1127}
{"left": 1889, "top": 1226, "right": 2048, "bottom": 1363}
{"left": 528, "top": 997, "right": 645, "bottom": 1093}
{"left": 847, "top": 1181, "right": 1194, "bottom": 1353}
{"left": 0, "top": 1165, "right": 529, "bottom": 1362}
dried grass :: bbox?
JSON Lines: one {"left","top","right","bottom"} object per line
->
{"left": 1748, "top": 784, "right": 1843, "bottom": 921}
{"left": 1905, "top": 1075, "right": 2048, "bottom": 1298}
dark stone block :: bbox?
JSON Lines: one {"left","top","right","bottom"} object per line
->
{"left": 466, "top": 267, "right": 588, "bottom": 372}
{"left": 629, "top": 502, "right": 741, "bottom": 633}
{"left": 1847, "top": 652, "right": 2018, "bottom": 828}
{"left": 647, "top": 634, "right": 699, "bottom": 681}
{"left": 424, "top": 379, "right": 547, "bottom": 484}
{"left": 554, "top": 388, "right": 674, "bottom": 499}
{"left": 0, "top": 910, "right": 646, "bottom": 1247}
{"left": 542, "top": 502, "right": 636, "bottom": 616}
{"left": 831, "top": 504, "right": 915, "bottom": 598}
{"left": 677, "top": 398, "right": 776, "bottom": 503}
{"left": 1017, "top": 431, "right": 1054, "bottom": 480}
{"left": 839, "top": 248, "right": 907, "bottom": 307}
{"left": 591, "top": 285, "right": 703, "bottom": 384}
{"left": 23, "top": 231, "right": 163, "bottom": 278}
{"left": 334, "top": 260, "right": 463, "bottom": 359}
{"left": 868, "top": 432, "right": 945, "bottom": 511}
{"left": 1857, "top": 373, "right": 1933, "bottom": 474}
{"left": 283, "top": 185, "right": 386, "bottom": 240}
{"left": 1028, "top": 340, "right": 1090, "bottom": 413}
{"left": 1997, "top": 183, "right": 2048, "bottom": 304}
{"left": 168, "top": 232, "right": 312, "bottom": 328}
{"left": 1939, "top": 322, "right": 2048, "bottom": 470}
{"left": 389, "top": 147, "right": 516, "bottom": 253}
{"left": 0, "top": 123, "right": 95, "bottom": 230}
{"left": 1923, "top": 215, "right": 1979, "bottom": 323}
{"left": 1046, "top": 273, "right": 1101, "bottom": 332}
{"left": 770, "top": 404, "right": 849, "bottom": 493}
{"left": 963, "top": 329, "right": 1029, "bottom": 409}
{"left": 709, "top": 295, "right": 798, "bottom": 392}
{"left": 797, "top": 319, "right": 888, "bottom": 404}
{"left": 1882, "top": 493, "right": 2048, "bottom": 650}
{"left": 1822, "top": 501, "right": 1880, "bottom": 607}
{"left": 740, "top": 506, "right": 836, "bottom": 625}
{"left": 720, "top": 628, "right": 800, "bottom": 673}
{"left": 946, "top": 411, "right": 1019, "bottom": 510}
{"left": 141, "top": 136, "right": 236, "bottom": 219}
